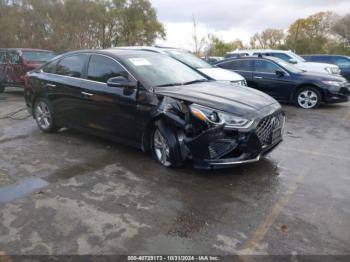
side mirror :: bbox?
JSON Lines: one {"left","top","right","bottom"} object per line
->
{"left": 107, "top": 76, "right": 136, "bottom": 88}
{"left": 276, "top": 70, "right": 285, "bottom": 77}
{"left": 289, "top": 58, "right": 298, "bottom": 64}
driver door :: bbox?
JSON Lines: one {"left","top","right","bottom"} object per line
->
{"left": 252, "top": 59, "right": 294, "bottom": 100}
{"left": 79, "top": 54, "right": 138, "bottom": 143}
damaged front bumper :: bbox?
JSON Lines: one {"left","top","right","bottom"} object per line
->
{"left": 185, "top": 111, "right": 285, "bottom": 169}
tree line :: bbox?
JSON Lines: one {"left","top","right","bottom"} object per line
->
{"left": 204, "top": 12, "right": 350, "bottom": 57}
{"left": 0, "top": 0, "right": 165, "bottom": 52}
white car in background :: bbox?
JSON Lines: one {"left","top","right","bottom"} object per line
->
{"left": 226, "top": 49, "right": 341, "bottom": 75}
{"left": 116, "top": 46, "right": 247, "bottom": 86}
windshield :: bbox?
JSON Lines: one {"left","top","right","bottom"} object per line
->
{"left": 164, "top": 50, "right": 213, "bottom": 69}
{"left": 22, "top": 51, "right": 56, "bottom": 62}
{"left": 123, "top": 54, "right": 207, "bottom": 87}
{"left": 288, "top": 51, "right": 306, "bottom": 62}
{"left": 276, "top": 60, "right": 303, "bottom": 74}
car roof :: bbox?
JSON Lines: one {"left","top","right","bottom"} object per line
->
{"left": 113, "top": 46, "right": 190, "bottom": 54}
{"left": 216, "top": 55, "right": 283, "bottom": 65}
{"left": 59, "top": 49, "right": 164, "bottom": 58}
{"left": 227, "top": 49, "right": 292, "bottom": 54}
{"left": 302, "top": 54, "right": 347, "bottom": 57}
{"left": 0, "top": 48, "right": 53, "bottom": 52}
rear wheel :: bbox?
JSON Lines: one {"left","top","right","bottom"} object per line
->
{"left": 34, "top": 98, "right": 59, "bottom": 133}
{"left": 295, "top": 87, "right": 321, "bottom": 109}
{"left": 0, "top": 84, "right": 4, "bottom": 93}
{"left": 151, "top": 124, "right": 183, "bottom": 168}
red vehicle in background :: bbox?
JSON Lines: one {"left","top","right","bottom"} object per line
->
{"left": 0, "top": 48, "right": 55, "bottom": 93}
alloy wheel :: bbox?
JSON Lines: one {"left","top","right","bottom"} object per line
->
{"left": 297, "top": 90, "right": 319, "bottom": 109}
{"left": 35, "top": 101, "right": 52, "bottom": 129}
{"left": 153, "top": 129, "right": 171, "bottom": 167}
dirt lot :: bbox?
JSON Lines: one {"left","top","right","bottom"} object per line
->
{"left": 0, "top": 88, "right": 349, "bottom": 256}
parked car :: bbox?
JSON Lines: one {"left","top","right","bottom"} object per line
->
{"left": 201, "top": 56, "right": 224, "bottom": 64}
{"left": 302, "top": 55, "right": 350, "bottom": 82}
{"left": 226, "top": 49, "right": 341, "bottom": 76}
{"left": 215, "top": 56, "right": 350, "bottom": 109}
{"left": 116, "top": 46, "right": 247, "bottom": 86}
{"left": 25, "top": 49, "right": 285, "bottom": 169}
{"left": 0, "top": 48, "right": 56, "bottom": 93}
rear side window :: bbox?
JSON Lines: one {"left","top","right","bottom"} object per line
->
{"left": 87, "top": 55, "right": 128, "bottom": 83}
{"left": 218, "top": 60, "right": 252, "bottom": 71}
{"left": 269, "top": 53, "right": 291, "bottom": 62}
{"left": 254, "top": 60, "right": 281, "bottom": 73}
{"left": 333, "top": 57, "right": 350, "bottom": 68}
{"left": 56, "top": 54, "right": 87, "bottom": 78}
{"left": 308, "top": 56, "right": 331, "bottom": 63}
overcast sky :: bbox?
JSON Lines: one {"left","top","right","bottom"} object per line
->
{"left": 150, "top": 0, "right": 350, "bottom": 50}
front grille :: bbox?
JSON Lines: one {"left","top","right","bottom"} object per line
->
{"left": 208, "top": 139, "right": 237, "bottom": 159}
{"left": 256, "top": 112, "right": 284, "bottom": 147}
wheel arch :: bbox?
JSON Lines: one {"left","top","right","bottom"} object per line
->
{"left": 290, "top": 83, "right": 324, "bottom": 102}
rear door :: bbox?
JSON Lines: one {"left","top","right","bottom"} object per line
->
{"left": 45, "top": 54, "right": 89, "bottom": 127}
{"left": 252, "top": 59, "right": 295, "bottom": 99}
{"left": 79, "top": 54, "right": 139, "bottom": 143}
{"left": 216, "top": 59, "right": 253, "bottom": 83}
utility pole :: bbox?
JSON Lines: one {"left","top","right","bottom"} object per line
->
{"left": 294, "top": 20, "right": 301, "bottom": 52}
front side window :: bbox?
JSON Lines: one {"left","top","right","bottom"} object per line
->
{"left": 123, "top": 53, "right": 206, "bottom": 87}
{"left": 56, "top": 54, "right": 87, "bottom": 78}
{"left": 87, "top": 55, "right": 128, "bottom": 83}
{"left": 42, "top": 60, "right": 58, "bottom": 73}
{"left": 254, "top": 60, "right": 281, "bottom": 73}
{"left": 333, "top": 57, "right": 350, "bottom": 68}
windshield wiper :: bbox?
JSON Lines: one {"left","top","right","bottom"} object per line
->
{"left": 154, "top": 83, "right": 183, "bottom": 87}
{"left": 182, "top": 79, "right": 209, "bottom": 85}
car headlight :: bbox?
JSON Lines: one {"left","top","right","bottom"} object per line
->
{"left": 190, "top": 104, "right": 253, "bottom": 129}
{"left": 231, "top": 80, "right": 247, "bottom": 86}
{"left": 325, "top": 67, "right": 340, "bottom": 74}
{"left": 322, "top": 81, "right": 343, "bottom": 87}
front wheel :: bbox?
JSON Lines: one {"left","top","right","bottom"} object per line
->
{"left": 151, "top": 124, "right": 183, "bottom": 168}
{"left": 34, "top": 98, "right": 59, "bottom": 133}
{"left": 295, "top": 87, "right": 321, "bottom": 109}
{"left": 0, "top": 84, "right": 4, "bottom": 93}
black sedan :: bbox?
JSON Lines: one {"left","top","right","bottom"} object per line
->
{"left": 25, "top": 50, "right": 284, "bottom": 169}
{"left": 215, "top": 56, "right": 350, "bottom": 109}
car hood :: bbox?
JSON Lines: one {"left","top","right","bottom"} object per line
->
{"left": 154, "top": 81, "right": 280, "bottom": 119}
{"left": 297, "top": 61, "right": 339, "bottom": 72}
{"left": 299, "top": 71, "right": 348, "bottom": 82}
{"left": 198, "top": 67, "right": 245, "bottom": 81}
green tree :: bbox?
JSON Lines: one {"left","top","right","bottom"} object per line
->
{"left": 250, "top": 28, "right": 285, "bottom": 49}
{"left": 286, "top": 12, "right": 336, "bottom": 54}
{"left": 206, "top": 34, "right": 243, "bottom": 57}
{"left": 0, "top": 0, "right": 165, "bottom": 52}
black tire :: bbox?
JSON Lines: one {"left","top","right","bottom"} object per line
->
{"left": 0, "top": 84, "right": 4, "bottom": 93}
{"left": 294, "top": 86, "right": 322, "bottom": 109}
{"left": 33, "top": 98, "right": 59, "bottom": 133}
{"left": 150, "top": 122, "right": 183, "bottom": 168}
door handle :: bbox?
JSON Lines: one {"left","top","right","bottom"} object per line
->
{"left": 254, "top": 76, "right": 263, "bottom": 79}
{"left": 46, "top": 83, "right": 56, "bottom": 88}
{"left": 81, "top": 91, "right": 94, "bottom": 97}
